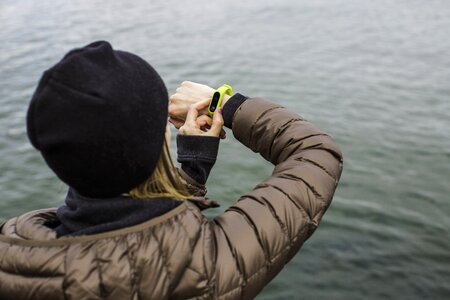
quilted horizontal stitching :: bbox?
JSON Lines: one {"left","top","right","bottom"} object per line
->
{"left": 268, "top": 118, "right": 303, "bottom": 159}
{"left": 249, "top": 106, "right": 284, "bottom": 148}
{"left": 295, "top": 157, "right": 337, "bottom": 181}
{"left": 260, "top": 183, "right": 313, "bottom": 223}
{"left": 249, "top": 194, "right": 290, "bottom": 250}
{"left": 226, "top": 207, "right": 270, "bottom": 264}
{"left": 301, "top": 143, "right": 342, "bottom": 162}
{"left": 217, "top": 244, "right": 293, "bottom": 299}
{"left": 0, "top": 268, "right": 64, "bottom": 279}
{"left": 274, "top": 173, "right": 325, "bottom": 203}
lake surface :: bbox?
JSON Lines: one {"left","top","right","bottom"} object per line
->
{"left": 1, "top": 0, "right": 449, "bottom": 299}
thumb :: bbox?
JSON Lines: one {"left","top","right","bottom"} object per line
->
{"left": 209, "top": 108, "right": 224, "bottom": 137}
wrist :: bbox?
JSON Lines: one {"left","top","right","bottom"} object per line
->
{"left": 208, "top": 84, "right": 232, "bottom": 117}
{"left": 221, "top": 94, "right": 232, "bottom": 108}
{"left": 221, "top": 93, "right": 249, "bottom": 129}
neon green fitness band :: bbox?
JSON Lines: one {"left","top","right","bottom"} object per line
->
{"left": 208, "top": 84, "right": 233, "bottom": 117}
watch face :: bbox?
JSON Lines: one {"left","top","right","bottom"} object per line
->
{"left": 210, "top": 92, "right": 220, "bottom": 112}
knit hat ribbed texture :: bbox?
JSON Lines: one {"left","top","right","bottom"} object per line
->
{"left": 27, "top": 41, "right": 168, "bottom": 198}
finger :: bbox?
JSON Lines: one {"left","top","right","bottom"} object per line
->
{"left": 193, "top": 98, "right": 211, "bottom": 111}
{"left": 196, "top": 115, "right": 213, "bottom": 127}
{"left": 208, "top": 108, "right": 224, "bottom": 137}
{"left": 179, "top": 125, "right": 187, "bottom": 135}
{"left": 179, "top": 124, "right": 204, "bottom": 136}
{"left": 198, "top": 98, "right": 214, "bottom": 116}
{"left": 185, "top": 104, "right": 200, "bottom": 126}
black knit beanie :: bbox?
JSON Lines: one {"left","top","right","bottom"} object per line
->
{"left": 27, "top": 41, "right": 168, "bottom": 198}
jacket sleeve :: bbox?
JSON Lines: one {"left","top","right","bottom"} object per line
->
{"left": 212, "top": 97, "right": 343, "bottom": 299}
{"left": 176, "top": 135, "right": 220, "bottom": 185}
{"left": 175, "top": 135, "right": 221, "bottom": 197}
{"left": 176, "top": 167, "right": 208, "bottom": 197}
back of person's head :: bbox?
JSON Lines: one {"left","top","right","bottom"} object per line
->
{"left": 27, "top": 41, "right": 190, "bottom": 200}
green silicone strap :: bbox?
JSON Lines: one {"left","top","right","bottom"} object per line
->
{"left": 208, "top": 84, "right": 233, "bottom": 117}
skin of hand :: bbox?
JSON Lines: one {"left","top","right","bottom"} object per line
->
{"left": 168, "top": 81, "right": 230, "bottom": 138}
{"left": 178, "top": 99, "right": 224, "bottom": 138}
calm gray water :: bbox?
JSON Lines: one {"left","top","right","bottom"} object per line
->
{"left": 1, "top": 0, "right": 449, "bottom": 299}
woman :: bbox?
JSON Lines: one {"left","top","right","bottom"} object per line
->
{"left": 0, "top": 41, "right": 343, "bottom": 300}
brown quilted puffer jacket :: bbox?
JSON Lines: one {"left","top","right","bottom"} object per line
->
{"left": 0, "top": 97, "right": 343, "bottom": 300}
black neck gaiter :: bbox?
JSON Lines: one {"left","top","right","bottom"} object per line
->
{"left": 55, "top": 188, "right": 181, "bottom": 237}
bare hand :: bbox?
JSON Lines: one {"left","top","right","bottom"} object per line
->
{"left": 179, "top": 99, "right": 224, "bottom": 138}
{"left": 169, "top": 81, "right": 215, "bottom": 129}
{"left": 169, "top": 81, "right": 227, "bottom": 138}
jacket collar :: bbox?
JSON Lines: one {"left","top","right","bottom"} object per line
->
{"left": 55, "top": 188, "right": 183, "bottom": 237}
{"left": 0, "top": 191, "right": 219, "bottom": 241}
{"left": 56, "top": 189, "right": 221, "bottom": 237}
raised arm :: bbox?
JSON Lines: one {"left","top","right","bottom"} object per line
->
{"left": 212, "top": 95, "right": 343, "bottom": 299}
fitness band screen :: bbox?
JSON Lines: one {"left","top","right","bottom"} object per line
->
{"left": 210, "top": 92, "right": 220, "bottom": 112}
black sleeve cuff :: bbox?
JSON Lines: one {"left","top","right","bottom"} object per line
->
{"left": 176, "top": 135, "right": 220, "bottom": 184}
{"left": 222, "top": 93, "right": 248, "bottom": 129}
